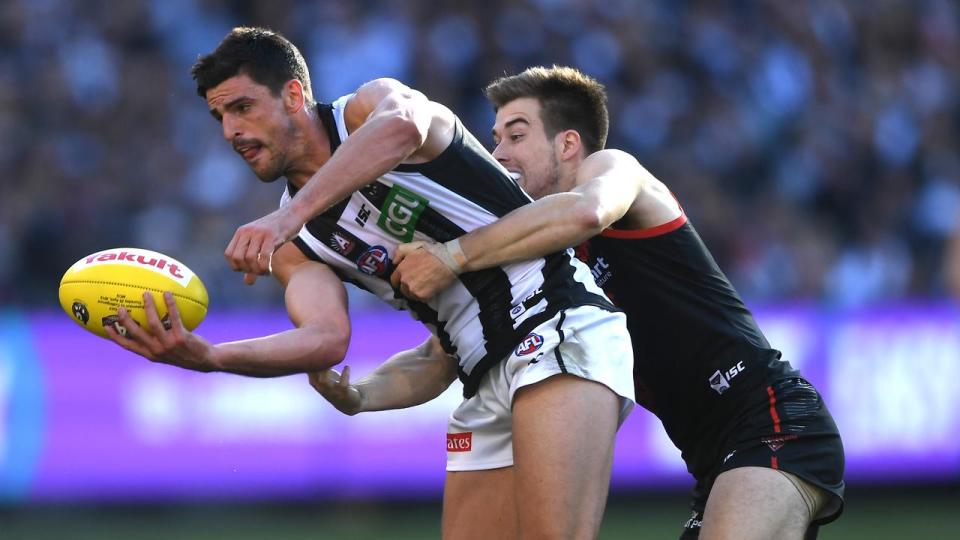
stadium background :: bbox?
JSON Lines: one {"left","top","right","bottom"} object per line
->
{"left": 1, "top": 0, "right": 957, "bottom": 537}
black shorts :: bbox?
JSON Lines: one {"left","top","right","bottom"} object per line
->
{"left": 679, "top": 377, "right": 845, "bottom": 539}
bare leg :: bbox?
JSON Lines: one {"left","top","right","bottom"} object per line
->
{"left": 700, "top": 467, "right": 828, "bottom": 540}
{"left": 443, "top": 467, "right": 517, "bottom": 540}
{"left": 512, "top": 374, "right": 620, "bottom": 540}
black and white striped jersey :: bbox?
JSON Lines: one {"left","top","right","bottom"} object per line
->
{"left": 284, "top": 95, "right": 617, "bottom": 397}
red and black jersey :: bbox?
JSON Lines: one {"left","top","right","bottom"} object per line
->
{"left": 579, "top": 211, "right": 800, "bottom": 479}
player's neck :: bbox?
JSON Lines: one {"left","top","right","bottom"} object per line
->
{"left": 558, "top": 160, "right": 581, "bottom": 193}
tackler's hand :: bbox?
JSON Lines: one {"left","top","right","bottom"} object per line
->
{"left": 225, "top": 206, "right": 302, "bottom": 284}
{"left": 391, "top": 240, "right": 464, "bottom": 302}
{"left": 308, "top": 366, "right": 364, "bottom": 416}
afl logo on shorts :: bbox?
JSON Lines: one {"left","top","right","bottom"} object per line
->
{"left": 515, "top": 333, "right": 544, "bottom": 356}
{"left": 357, "top": 245, "right": 390, "bottom": 276}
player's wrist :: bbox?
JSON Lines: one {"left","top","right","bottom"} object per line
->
{"left": 446, "top": 238, "right": 467, "bottom": 272}
{"left": 205, "top": 343, "right": 228, "bottom": 373}
{"left": 285, "top": 198, "right": 313, "bottom": 236}
{"left": 427, "top": 239, "right": 467, "bottom": 275}
{"left": 348, "top": 383, "right": 367, "bottom": 415}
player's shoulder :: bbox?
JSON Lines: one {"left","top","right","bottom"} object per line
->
{"left": 588, "top": 148, "right": 637, "bottom": 162}
{"left": 350, "top": 78, "right": 417, "bottom": 109}
{"left": 574, "top": 149, "right": 645, "bottom": 190}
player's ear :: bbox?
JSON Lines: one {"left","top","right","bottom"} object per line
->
{"left": 556, "top": 130, "right": 582, "bottom": 162}
{"left": 283, "top": 79, "right": 305, "bottom": 113}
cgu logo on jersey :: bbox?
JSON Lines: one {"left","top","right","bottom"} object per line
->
{"left": 357, "top": 245, "right": 391, "bottom": 276}
{"left": 377, "top": 184, "right": 429, "bottom": 242}
{"left": 709, "top": 361, "right": 746, "bottom": 395}
{"left": 447, "top": 432, "right": 472, "bottom": 452}
{"left": 515, "top": 333, "right": 544, "bottom": 356}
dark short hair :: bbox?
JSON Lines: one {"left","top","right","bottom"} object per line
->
{"left": 484, "top": 66, "right": 609, "bottom": 154}
{"left": 191, "top": 26, "right": 313, "bottom": 101}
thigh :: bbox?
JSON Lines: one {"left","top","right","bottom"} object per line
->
{"left": 512, "top": 374, "right": 620, "bottom": 540}
{"left": 699, "top": 466, "right": 823, "bottom": 540}
{"left": 443, "top": 467, "right": 517, "bottom": 540}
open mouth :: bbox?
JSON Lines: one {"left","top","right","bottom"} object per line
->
{"left": 236, "top": 144, "right": 263, "bottom": 161}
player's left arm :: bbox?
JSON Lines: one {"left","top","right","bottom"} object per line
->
{"left": 225, "top": 78, "right": 456, "bottom": 277}
{"left": 392, "top": 150, "right": 649, "bottom": 300}
{"left": 308, "top": 335, "right": 458, "bottom": 415}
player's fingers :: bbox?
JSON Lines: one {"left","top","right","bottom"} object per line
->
{"left": 390, "top": 265, "right": 403, "bottom": 289}
{"left": 251, "top": 238, "right": 274, "bottom": 276}
{"left": 104, "top": 323, "right": 132, "bottom": 348}
{"left": 262, "top": 250, "right": 274, "bottom": 275}
{"left": 117, "top": 307, "right": 154, "bottom": 346}
{"left": 243, "top": 272, "right": 258, "bottom": 286}
{"left": 142, "top": 292, "right": 167, "bottom": 335}
{"left": 243, "top": 234, "right": 264, "bottom": 274}
{"left": 224, "top": 233, "right": 238, "bottom": 269}
{"left": 163, "top": 292, "right": 185, "bottom": 331}
{"left": 395, "top": 241, "right": 425, "bottom": 263}
{"left": 224, "top": 231, "right": 248, "bottom": 271}
{"left": 105, "top": 324, "right": 152, "bottom": 358}
{"left": 307, "top": 371, "right": 322, "bottom": 390}
{"left": 339, "top": 365, "right": 351, "bottom": 388}
{"left": 408, "top": 284, "right": 427, "bottom": 303}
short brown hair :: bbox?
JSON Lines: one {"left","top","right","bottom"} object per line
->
{"left": 484, "top": 66, "right": 609, "bottom": 154}
{"left": 191, "top": 27, "right": 313, "bottom": 102}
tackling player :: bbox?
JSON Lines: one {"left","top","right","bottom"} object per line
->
{"left": 318, "top": 66, "right": 846, "bottom": 540}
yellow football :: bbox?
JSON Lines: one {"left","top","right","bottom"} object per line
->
{"left": 58, "top": 247, "right": 209, "bottom": 339}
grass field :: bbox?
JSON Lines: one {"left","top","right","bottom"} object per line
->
{"left": 1, "top": 487, "right": 953, "bottom": 539}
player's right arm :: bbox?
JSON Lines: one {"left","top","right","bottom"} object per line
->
{"left": 308, "top": 335, "right": 457, "bottom": 415}
{"left": 224, "top": 78, "right": 457, "bottom": 278}
{"left": 107, "top": 242, "right": 351, "bottom": 376}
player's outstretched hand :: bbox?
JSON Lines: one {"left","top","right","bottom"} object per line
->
{"left": 105, "top": 291, "right": 219, "bottom": 372}
{"left": 391, "top": 242, "right": 458, "bottom": 302}
{"left": 308, "top": 366, "right": 363, "bottom": 416}
{"left": 225, "top": 207, "right": 302, "bottom": 284}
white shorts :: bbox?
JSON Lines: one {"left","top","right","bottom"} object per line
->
{"left": 446, "top": 306, "right": 635, "bottom": 471}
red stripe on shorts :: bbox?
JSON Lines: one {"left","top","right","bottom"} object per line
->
{"left": 771, "top": 456, "right": 779, "bottom": 470}
{"left": 767, "top": 386, "right": 781, "bottom": 433}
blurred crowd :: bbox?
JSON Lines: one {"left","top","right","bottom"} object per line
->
{"left": 2, "top": 0, "right": 959, "bottom": 309}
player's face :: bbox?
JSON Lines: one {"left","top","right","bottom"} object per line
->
{"left": 491, "top": 97, "right": 562, "bottom": 199}
{"left": 205, "top": 73, "right": 296, "bottom": 183}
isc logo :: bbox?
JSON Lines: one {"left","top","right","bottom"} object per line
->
{"left": 708, "top": 361, "right": 746, "bottom": 395}
{"left": 515, "top": 333, "right": 544, "bottom": 356}
{"left": 378, "top": 185, "right": 429, "bottom": 242}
